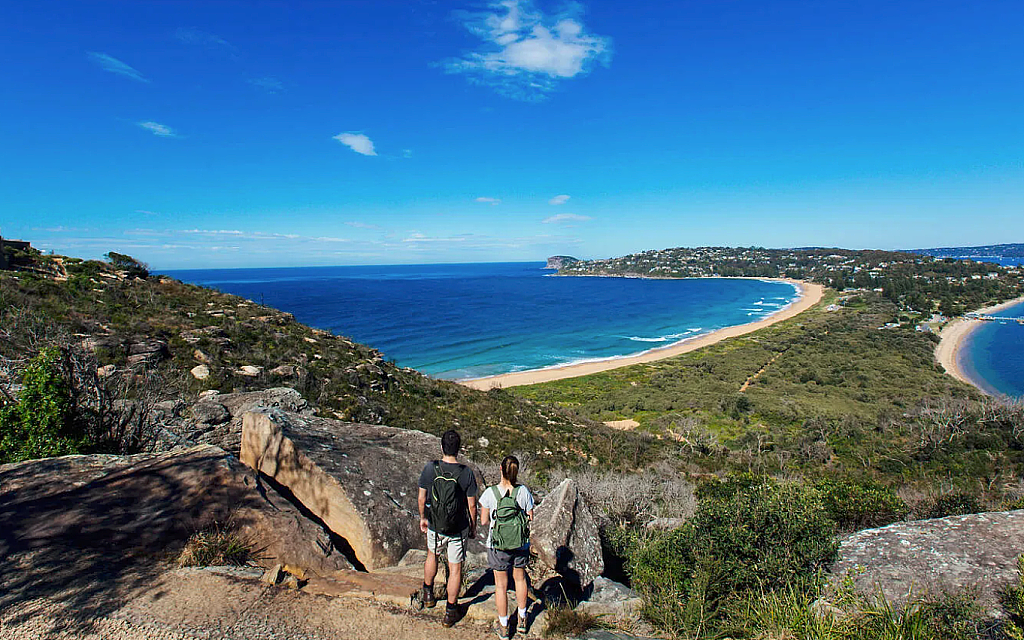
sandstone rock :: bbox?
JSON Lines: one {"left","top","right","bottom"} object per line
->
{"left": 578, "top": 577, "right": 643, "bottom": 626}
{"left": 193, "top": 388, "right": 315, "bottom": 453}
{"left": 128, "top": 339, "right": 169, "bottom": 360}
{"left": 238, "top": 365, "right": 262, "bottom": 377}
{"left": 262, "top": 564, "right": 283, "bottom": 585}
{"left": 240, "top": 409, "right": 484, "bottom": 570}
{"left": 269, "top": 365, "right": 296, "bottom": 377}
{"left": 531, "top": 478, "right": 604, "bottom": 588}
{"left": 829, "top": 510, "right": 1024, "bottom": 612}
{"left": 97, "top": 364, "right": 116, "bottom": 378}
{"left": 193, "top": 349, "right": 211, "bottom": 364}
{"left": 190, "top": 364, "right": 210, "bottom": 380}
{"left": 0, "top": 446, "right": 353, "bottom": 579}
{"left": 199, "top": 389, "right": 220, "bottom": 398}
{"left": 192, "top": 401, "right": 230, "bottom": 425}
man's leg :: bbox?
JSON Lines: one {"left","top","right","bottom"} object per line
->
{"left": 446, "top": 561, "right": 462, "bottom": 606}
{"left": 424, "top": 549, "right": 438, "bottom": 587}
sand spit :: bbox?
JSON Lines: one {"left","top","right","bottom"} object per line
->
{"left": 935, "top": 295, "right": 1024, "bottom": 394}
{"left": 461, "top": 279, "right": 825, "bottom": 390}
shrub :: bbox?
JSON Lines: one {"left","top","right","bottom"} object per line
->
{"left": 814, "top": 478, "right": 909, "bottom": 532}
{"left": 0, "top": 348, "right": 84, "bottom": 463}
{"left": 542, "top": 605, "right": 606, "bottom": 638}
{"left": 625, "top": 479, "right": 838, "bottom": 636}
{"left": 177, "top": 524, "right": 256, "bottom": 567}
{"left": 104, "top": 251, "right": 149, "bottom": 279}
{"left": 924, "top": 491, "right": 982, "bottom": 519}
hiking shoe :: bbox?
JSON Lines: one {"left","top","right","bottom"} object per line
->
{"left": 516, "top": 613, "right": 528, "bottom": 635}
{"left": 494, "top": 620, "right": 510, "bottom": 638}
{"left": 421, "top": 585, "right": 436, "bottom": 609}
{"left": 442, "top": 604, "right": 459, "bottom": 628}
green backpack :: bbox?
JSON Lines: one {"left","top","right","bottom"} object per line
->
{"left": 490, "top": 485, "right": 529, "bottom": 551}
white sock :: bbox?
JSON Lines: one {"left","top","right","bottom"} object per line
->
{"left": 499, "top": 615, "right": 509, "bottom": 626}
{"left": 518, "top": 607, "right": 527, "bottom": 619}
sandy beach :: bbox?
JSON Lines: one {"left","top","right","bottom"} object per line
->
{"left": 935, "top": 295, "right": 1024, "bottom": 393}
{"left": 461, "top": 279, "right": 825, "bottom": 390}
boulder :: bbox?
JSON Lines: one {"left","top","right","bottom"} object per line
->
{"left": 191, "top": 400, "right": 230, "bottom": 425}
{"left": 829, "top": 510, "right": 1024, "bottom": 612}
{"left": 239, "top": 409, "right": 484, "bottom": 570}
{"left": 191, "top": 388, "right": 315, "bottom": 452}
{"left": 126, "top": 339, "right": 169, "bottom": 366}
{"left": 269, "top": 365, "right": 297, "bottom": 377}
{"left": 193, "top": 349, "right": 211, "bottom": 364}
{"left": 578, "top": 577, "right": 643, "bottom": 626}
{"left": 190, "top": 364, "right": 210, "bottom": 380}
{"left": 531, "top": 478, "right": 604, "bottom": 588}
{"left": 0, "top": 446, "right": 353, "bottom": 580}
{"left": 97, "top": 364, "right": 116, "bottom": 378}
{"left": 238, "top": 365, "right": 263, "bottom": 377}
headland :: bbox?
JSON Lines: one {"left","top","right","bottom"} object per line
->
{"left": 461, "top": 278, "right": 824, "bottom": 389}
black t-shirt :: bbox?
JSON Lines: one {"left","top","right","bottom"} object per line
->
{"left": 418, "top": 460, "right": 478, "bottom": 532}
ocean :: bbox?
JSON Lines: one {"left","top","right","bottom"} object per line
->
{"left": 959, "top": 299, "right": 1024, "bottom": 398}
{"left": 165, "top": 262, "right": 798, "bottom": 380}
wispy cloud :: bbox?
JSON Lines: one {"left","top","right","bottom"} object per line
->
{"left": 138, "top": 121, "right": 177, "bottom": 137}
{"left": 135, "top": 209, "right": 160, "bottom": 216}
{"left": 248, "top": 77, "right": 284, "bottom": 93}
{"left": 175, "top": 27, "right": 237, "bottom": 55}
{"left": 543, "top": 213, "right": 591, "bottom": 224}
{"left": 402, "top": 149, "right": 414, "bottom": 159}
{"left": 88, "top": 52, "right": 149, "bottom": 82}
{"left": 475, "top": 197, "right": 501, "bottom": 205}
{"left": 345, "top": 221, "right": 381, "bottom": 230}
{"left": 444, "top": 0, "right": 611, "bottom": 100}
{"left": 333, "top": 132, "right": 377, "bottom": 156}
{"left": 548, "top": 194, "right": 570, "bottom": 205}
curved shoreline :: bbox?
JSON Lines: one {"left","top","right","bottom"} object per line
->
{"left": 935, "top": 295, "right": 1024, "bottom": 395}
{"left": 460, "top": 278, "right": 825, "bottom": 390}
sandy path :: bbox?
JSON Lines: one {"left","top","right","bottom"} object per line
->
{"left": 461, "top": 279, "right": 825, "bottom": 390}
{"left": 935, "top": 295, "right": 1024, "bottom": 393}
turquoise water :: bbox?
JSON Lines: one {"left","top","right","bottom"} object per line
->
{"left": 959, "top": 299, "right": 1024, "bottom": 398}
{"left": 166, "top": 262, "right": 799, "bottom": 380}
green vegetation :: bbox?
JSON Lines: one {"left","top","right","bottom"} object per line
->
{"left": 0, "top": 348, "right": 82, "bottom": 463}
{"left": 542, "top": 605, "right": 607, "bottom": 638}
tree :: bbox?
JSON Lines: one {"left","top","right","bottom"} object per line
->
{"left": 105, "top": 252, "right": 149, "bottom": 279}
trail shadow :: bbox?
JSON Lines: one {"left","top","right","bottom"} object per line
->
{"left": 0, "top": 449, "right": 273, "bottom": 634}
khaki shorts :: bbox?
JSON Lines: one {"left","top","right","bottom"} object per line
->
{"left": 426, "top": 529, "right": 468, "bottom": 564}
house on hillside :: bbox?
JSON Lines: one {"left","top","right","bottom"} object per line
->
{"left": 0, "top": 235, "right": 32, "bottom": 270}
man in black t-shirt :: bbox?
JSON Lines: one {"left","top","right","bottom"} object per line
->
{"left": 417, "top": 429, "right": 478, "bottom": 627}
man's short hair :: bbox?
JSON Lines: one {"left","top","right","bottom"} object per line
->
{"left": 441, "top": 429, "right": 461, "bottom": 457}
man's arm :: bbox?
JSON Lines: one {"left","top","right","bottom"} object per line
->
{"left": 467, "top": 495, "right": 478, "bottom": 537}
{"left": 418, "top": 487, "right": 429, "bottom": 533}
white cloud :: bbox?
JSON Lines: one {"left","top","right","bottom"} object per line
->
{"left": 333, "top": 132, "right": 377, "bottom": 156}
{"left": 475, "top": 197, "right": 501, "bottom": 205}
{"left": 444, "top": 0, "right": 611, "bottom": 100}
{"left": 175, "top": 27, "right": 237, "bottom": 54}
{"left": 248, "top": 77, "right": 284, "bottom": 93}
{"left": 88, "top": 52, "right": 148, "bottom": 82}
{"left": 543, "top": 213, "right": 591, "bottom": 224}
{"left": 548, "top": 194, "right": 570, "bottom": 205}
{"left": 138, "top": 121, "right": 177, "bottom": 137}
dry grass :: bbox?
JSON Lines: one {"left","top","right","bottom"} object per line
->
{"left": 176, "top": 524, "right": 256, "bottom": 568}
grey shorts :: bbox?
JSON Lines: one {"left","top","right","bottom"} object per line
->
{"left": 427, "top": 529, "right": 468, "bottom": 564}
{"left": 488, "top": 547, "right": 529, "bottom": 571}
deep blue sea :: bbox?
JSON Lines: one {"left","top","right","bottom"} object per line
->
{"left": 959, "top": 299, "right": 1024, "bottom": 398}
{"left": 165, "top": 262, "right": 798, "bottom": 380}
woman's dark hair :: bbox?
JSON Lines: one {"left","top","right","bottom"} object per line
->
{"left": 500, "top": 455, "right": 520, "bottom": 486}
{"left": 441, "top": 429, "right": 461, "bottom": 456}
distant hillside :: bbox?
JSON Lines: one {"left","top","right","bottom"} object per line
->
{"left": 909, "top": 243, "right": 1024, "bottom": 260}
{"left": 0, "top": 250, "right": 651, "bottom": 470}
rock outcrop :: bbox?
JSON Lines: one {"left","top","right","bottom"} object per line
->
{"left": 545, "top": 255, "right": 579, "bottom": 270}
{"left": 0, "top": 445, "right": 353, "bottom": 579}
{"left": 531, "top": 478, "right": 604, "bottom": 588}
{"left": 829, "top": 510, "right": 1024, "bottom": 611}
{"left": 240, "top": 409, "right": 485, "bottom": 570}
{"left": 185, "top": 388, "right": 315, "bottom": 452}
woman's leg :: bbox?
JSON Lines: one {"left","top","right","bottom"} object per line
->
{"left": 494, "top": 567, "right": 509, "bottom": 619}
{"left": 512, "top": 566, "right": 529, "bottom": 613}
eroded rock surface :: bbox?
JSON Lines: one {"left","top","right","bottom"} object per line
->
{"left": 0, "top": 445, "right": 353, "bottom": 593}
{"left": 240, "top": 410, "right": 484, "bottom": 570}
{"left": 829, "top": 510, "right": 1024, "bottom": 610}
{"left": 531, "top": 478, "right": 604, "bottom": 588}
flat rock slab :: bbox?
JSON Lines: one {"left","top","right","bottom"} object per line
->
{"left": 0, "top": 444, "right": 351, "bottom": 623}
{"left": 240, "top": 410, "right": 484, "bottom": 570}
{"left": 830, "top": 510, "right": 1024, "bottom": 610}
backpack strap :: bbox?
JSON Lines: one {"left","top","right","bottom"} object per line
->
{"left": 490, "top": 485, "right": 502, "bottom": 503}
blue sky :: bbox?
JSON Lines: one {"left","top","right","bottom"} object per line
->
{"left": 2, "top": 0, "right": 1022, "bottom": 268}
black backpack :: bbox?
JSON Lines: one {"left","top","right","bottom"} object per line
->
{"left": 429, "top": 461, "right": 467, "bottom": 535}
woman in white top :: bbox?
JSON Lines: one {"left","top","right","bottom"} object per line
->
{"left": 479, "top": 455, "right": 535, "bottom": 638}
